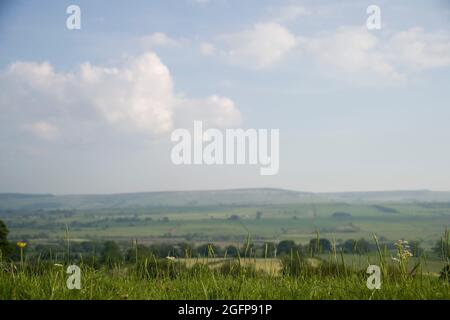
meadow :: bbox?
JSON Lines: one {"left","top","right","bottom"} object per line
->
{"left": 1, "top": 189, "right": 450, "bottom": 300}
{"left": 1, "top": 250, "right": 449, "bottom": 300}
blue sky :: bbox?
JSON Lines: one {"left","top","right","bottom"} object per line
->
{"left": 1, "top": 0, "right": 450, "bottom": 194}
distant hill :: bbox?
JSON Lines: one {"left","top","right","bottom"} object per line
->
{"left": 321, "top": 190, "right": 450, "bottom": 202}
{"left": 0, "top": 188, "right": 315, "bottom": 211}
{"left": 0, "top": 188, "right": 450, "bottom": 211}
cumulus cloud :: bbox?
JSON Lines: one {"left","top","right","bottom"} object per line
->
{"left": 0, "top": 52, "right": 241, "bottom": 141}
{"left": 302, "top": 26, "right": 402, "bottom": 80}
{"left": 139, "top": 32, "right": 185, "bottom": 47}
{"left": 176, "top": 95, "right": 242, "bottom": 128}
{"left": 268, "top": 5, "right": 311, "bottom": 22}
{"left": 301, "top": 26, "right": 450, "bottom": 81}
{"left": 203, "top": 16, "right": 450, "bottom": 81}
{"left": 388, "top": 27, "right": 450, "bottom": 71}
{"left": 78, "top": 53, "right": 175, "bottom": 134}
{"left": 216, "top": 23, "right": 298, "bottom": 69}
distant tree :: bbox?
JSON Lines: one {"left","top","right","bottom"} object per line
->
{"left": 409, "top": 241, "right": 423, "bottom": 257}
{"left": 240, "top": 242, "right": 255, "bottom": 257}
{"left": 256, "top": 211, "right": 263, "bottom": 220}
{"left": 355, "top": 238, "right": 371, "bottom": 254}
{"left": 161, "top": 217, "right": 170, "bottom": 222}
{"left": 277, "top": 240, "right": 297, "bottom": 255}
{"left": 434, "top": 228, "right": 450, "bottom": 259}
{"left": 331, "top": 212, "right": 353, "bottom": 219}
{"left": 0, "top": 220, "right": 11, "bottom": 259}
{"left": 176, "top": 242, "right": 194, "bottom": 258}
{"left": 80, "top": 241, "right": 98, "bottom": 254}
{"left": 126, "top": 244, "right": 153, "bottom": 263}
{"left": 433, "top": 238, "right": 450, "bottom": 259}
{"left": 0, "top": 220, "right": 8, "bottom": 241}
{"left": 440, "top": 264, "right": 450, "bottom": 282}
{"left": 342, "top": 239, "right": 357, "bottom": 253}
{"left": 262, "top": 242, "right": 277, "bottom": 258}
{"left": 100, "top": 241, "right": 123, "bottom": 266}
{"left": 308, "top": 238, "right": 332, "bottom": 254}
{"left": 149, "top": 243, "right": 176, "bottom": 258}
{"left": 228, "top": 215, "right": 240, "bottom": 221}
{"left": 224, "top": 245, "right": 239, "bottom": 257}
{"left": 0, "top": 220, "right": 10, "bottom": 259}
{"left": 371, "top": 205, "right": 398, "bottom": 214}
{"left": 33, "top": 244, "right": 59, "bottom": 260}
{"left": 341, "top": 238, "right": 371, "bottom": 254}
{"left": 195, "top": 243, "right": 221, "bottom": 257}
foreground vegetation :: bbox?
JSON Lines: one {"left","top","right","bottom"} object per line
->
{"left": 1, "top": 255, "right": 449, "bottom": 300}
{"left": 1, "top": 226, "right": 449, "bottom": 300}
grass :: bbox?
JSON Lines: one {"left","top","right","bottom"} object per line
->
{"left": 1, "top": 252, "right": 449, "bottom": 300}
{"left": 1, "top": 263, "right": 448, "bottom": 300}
{"left": 2, "top": 201, "right": 449, "bottom": 300}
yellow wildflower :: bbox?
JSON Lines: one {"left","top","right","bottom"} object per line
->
{"left": 16, "top": 241, "right": 27, "bottom": 249}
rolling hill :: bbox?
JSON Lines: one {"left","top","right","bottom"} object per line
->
{"left": 1, "top": 188, "right": 450, "bottom": 211}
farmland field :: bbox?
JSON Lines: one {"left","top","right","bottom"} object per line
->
{"left": 1, "top": 189, "right": 450, "bottom": 300}
{"left": 2, "top": 190, "right": 450, "bottom": 248}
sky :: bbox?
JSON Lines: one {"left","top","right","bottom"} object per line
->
{"left": 0, "top": 0, "right": 450, "bottom": 194}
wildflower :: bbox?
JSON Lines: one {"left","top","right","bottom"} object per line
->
{"left": 16, "top": 241, "right": 27, "bottom": 249}
{"left": 16, "top": 241, "right": 27, "bottom": 268}
{"left": 393, "top": 239, "right": 414, "bottom": 279}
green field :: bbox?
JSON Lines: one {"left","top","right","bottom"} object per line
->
{"left": 3, "top": 200, "right": 450, "bottom": 249}
{"left": 1, "top": 189, "right": 450, "bottom": 300}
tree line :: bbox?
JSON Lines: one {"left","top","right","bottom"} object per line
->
{"left": 2, "top": 219, "right": 448, "bottom": 267}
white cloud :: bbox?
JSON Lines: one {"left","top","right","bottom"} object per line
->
{"left": 388, "top": 27, "right": 450, "bottom": 70}
{"left": 300, "top": 26, "right": 450, "bottom": 82}
{"left": 139, "top": 32, "right": 185, "bottom": 47}
{"left": 0, "top": 52, "right": 241, "bottom": 140}
{"left": 77, "top": 53, "right": 175, "bottom": 134}
{"left": 202, "top": 18, "right": 450, "bottom": 81}
{"left": 200, "top": 42, "right": 216, "bottom": 56}
{"left": 217, "top": 23, "right": 298, "bottom": 69}
{"left": 269, "top": 5, "right": 311, "bottom": 22}
{"left": 302, "top": 26, "right": 402, "bottom": 81}
{"left": 177, "top": 95, "right": 242, "bottom": 128}
{"left": 24, "top": 121, "right": 59, "bottom": 140}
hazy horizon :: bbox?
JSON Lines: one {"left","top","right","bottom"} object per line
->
{"left": 1, "top": 186, "right": 450, "bottom": 197}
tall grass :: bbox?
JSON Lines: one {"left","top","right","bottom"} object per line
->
{"left": 0, "top": 232, "right": 449, "bottom": 300}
